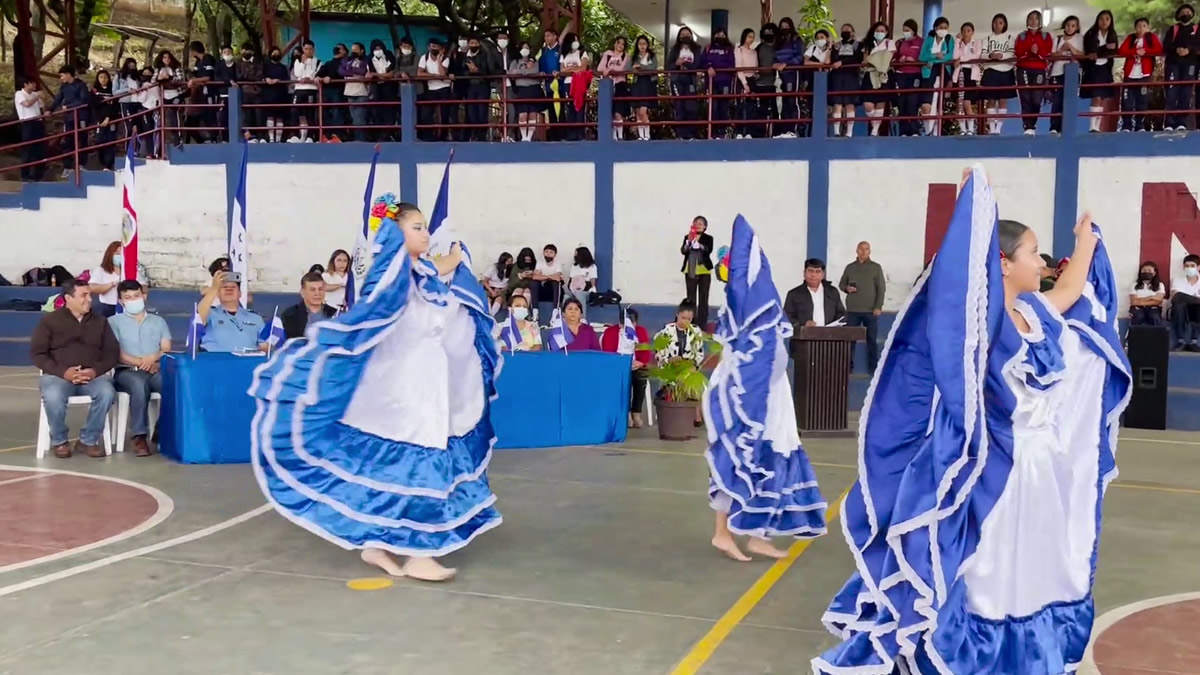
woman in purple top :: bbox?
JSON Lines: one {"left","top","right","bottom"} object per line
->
{"left": 560, "top": 297, "right": 601, "bottom": 350}
{"left": 893, "top": 18, "right": 926, "bottom": 136}
{"left": 702, "top": 28, "right": 736, "bottom": 138}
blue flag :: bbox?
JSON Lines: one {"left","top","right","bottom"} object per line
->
{"left": 229, "top": 142, "right": 249, "bottom": 308}
{"left": 500, "top": 313, "right": 521, "bottom": 351}
{"left": 185, "top": 302, "right": 206, "bottom": 357}
{"left": 429, "top": 150, "right": 453, "bottom": 235}
{"left": 347, "top": 147, "right": 380, "bottom": 310}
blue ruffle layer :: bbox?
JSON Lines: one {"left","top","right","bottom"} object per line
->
{"left": 707, "top": 440, "right": 827, "bottom": 536}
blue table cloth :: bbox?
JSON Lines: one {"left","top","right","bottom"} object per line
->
{"left": 159, "top": 350, "right": 630, "bottom": 463}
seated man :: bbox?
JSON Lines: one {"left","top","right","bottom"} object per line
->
{"left": 108, "top": 280, "right": 172, "bottom": 456}
{"left": 30, "top": 278, "right": 119, "bottom": 458}
{"left": 281, "top": 271, "right": 337, "bottom": 340}
{"left": 784, "top": 258, "right": 846, "bottom": 329}
{"left": 1171, "top": 254, "right": 1200, "bottom": 352}
{"left": 530, "top": 244, "right": 564, "bottom": 318}
{"left": 197, "top": 271, "right": 268, "bottom": 353}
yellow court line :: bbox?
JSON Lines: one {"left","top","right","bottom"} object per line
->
{"left": 668, "top": 487, "right": 850, "bottom": 675}
{"left": 1110, "top": 482, "right": 1200, "bottom": 496}
{"left": 0, "top": 443, "right": 34, "bottom": 454}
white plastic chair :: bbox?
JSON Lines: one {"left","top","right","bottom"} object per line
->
{"left": 35, "top": 389, "right": 114, "bottom": 458}
{"left": 111, "top": 391, "right": 162, "bottom": 454}
{"left": 644, "top": 381, "right": 655, "bottom": 426}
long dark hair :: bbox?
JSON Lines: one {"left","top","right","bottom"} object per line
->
{"left": 902, "top": 18, "right": 920, "bottom": 39}
{"left": 559, "top": 32, "right": 581, "bottom": 57}
{"left": 515, "top": 247, "right": 537, "bottom": 270}
{"left": 863, "top": 22, "right": 891, "bottom": 51}
{"left": 574, "top": 246, "right": 595, "bottom": 268}
{"left": 153, "top": 50, "right": 178, "bottom": 69}
{"left": 1087, "top": 10, "right": 1115, "bottom": 39}
{"left": 120, "top": 58, "right": 139, "bottom": 80}
{"left": 495, "top": 251, "right": 514, "bottom": 279}
{"left": 327, "top": 249, "right": 350, "bottom": 274}
{"left": 1135, "top": 261, "right": 1162, "bottom": 291}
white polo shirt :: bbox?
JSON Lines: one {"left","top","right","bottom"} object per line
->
{"left": 419, "top": 55, "right": 451, "bottom": 90}
{"left": 15, "top": 90, "right": 43, "bottom": 120}
{"left": 1172, "top": 273, "right": 1200, "bottom": 297}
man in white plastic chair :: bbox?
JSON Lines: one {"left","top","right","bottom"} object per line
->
{"left": 108, "top": 280, "right": 171, "bottom": 456}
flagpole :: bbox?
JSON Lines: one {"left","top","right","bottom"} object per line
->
{"left": 190, "top": 302, "right": 198, "bottom": 359}
{"left": 267, "top": 306, "right": 278, "bottom": 358}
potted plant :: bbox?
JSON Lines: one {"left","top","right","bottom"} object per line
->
{"left": 642, "top": 333, "right": 722, "bottom": 441}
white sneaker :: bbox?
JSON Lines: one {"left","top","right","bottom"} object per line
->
{"left": 1178, "top": 126, "right": 1190, "bottom": 132}
{"left": 303, "top": 137, "right": 314, "bottom": 143}
{"left": 1049, "top": 130, "right": 1060, "bottom": 136}
{"left": 286, "top": 137, "right": 301, "bottom": 143}
{"left": 1023, "top": 129, "right": 1035, "bottom": 136}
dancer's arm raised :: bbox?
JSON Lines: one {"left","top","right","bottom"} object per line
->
{"left": 1044, "top": 212, "right": 1099, "bottom": 314}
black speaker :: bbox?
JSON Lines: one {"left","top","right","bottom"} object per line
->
{"left": 1124, "top": 326, "right": 1170, "bottom": 430}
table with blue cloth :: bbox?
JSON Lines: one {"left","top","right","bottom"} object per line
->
{"left": 158, "top": 350, "right": 631, "bottom": 464}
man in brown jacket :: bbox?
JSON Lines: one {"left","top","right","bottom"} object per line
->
{"left": 31, "top": 278, "right": 119, "bottom": 458}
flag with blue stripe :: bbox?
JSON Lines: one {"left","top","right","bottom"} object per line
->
{"left": 259, "top": 306, "right": 285, "bottom": 351}
{"left": 347, "top": 147, "right": 380, "bottom": 310}
{"left": 185, "top": 302, "right": 205, "bottom": 357}
{"left": 618, "top": 307, "right": 638, "bottom": 355}
{"left": 500, "top": 313, "right": 521, "bottom": 351}
{"left": 229, "top": 141, "right": 249, "bottom": 307}
{"left": 427, "top": 151, "right": 457, "bottom": 260}
{"left": 547, "top": 307, "right": 574, "bottom": 352}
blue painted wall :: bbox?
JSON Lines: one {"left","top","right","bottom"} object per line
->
{"left": 283, "top": 19, "right": 446, "bottom": 55}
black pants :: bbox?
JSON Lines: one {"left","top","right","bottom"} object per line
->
{"left": 1016, "top": 68, "right": 1046, "bottom": 131}
{"left": 61, "top": 113, "right": 90, "bottom": 170}
{"left": 465, "top": 81, "right": 491, "bottom": 141}
{"left": 18, "top": 119, "right": 46, "bottom": 180}
{"left": 1171, "top": 292, "right": 1200, "bottom": 344}
{"left": 1164, "top": 61, "right": 1197, "bottom": 129}
{"left": 95, "top": 124, "right": 118, "bottom": 170}
{"left": 671, "top": 76, "right": 699, "bottom": 139}
{"left": 750, "top": 82, "right": 778, "bottom": 138}
{"left": 418, "top": 87, "right": 452, "bottom": 141}
{"left": 1049, "top": 75, "right": 1066, "bottom": 133}
{"left": 1130, "top": 305, "right": 1164, "bottom": 327}
{"left": 1122, "top": 77, "right": 1150, "bottom": 131}
{"left": 710, "top": 83, "right": 731, "bottom": 138}
{"left": 778, "top": 70, "right": 800, "bottom": 136}
{"left": 685, "top": 274, "right": 711, "bottom": 329}
{"left": 845, "top": 311, "right": 880, "bottom": 372}
{"left": 630, "top": 368, "right": 648, "bottom": 414}
{"left": 897, "top": 73, "right": 923, "bottom": 136}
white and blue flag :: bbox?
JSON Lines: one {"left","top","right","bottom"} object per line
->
{"left": 185, "top": 302, "right": 206, "bottom": 357}
{"left": 229, "top": 141, "right": 249, "bottom": 307}
{"left": 618, "top": 307, "right": 638, "bottom": 355}
{"left": 499, "top": 312, "right": 521, "bottom": 351}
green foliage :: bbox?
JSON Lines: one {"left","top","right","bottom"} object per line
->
{"left": 796, "top": 0, "right": 836, "bottom": 40}
{"left": 579, "top": 0, "right": 652, "bottom": 52}
{"left": 638, "top": 333, "right": 722, "bottom": 402}
{"left": 1089, "top": 0, "right": 1176, "bottom": 32}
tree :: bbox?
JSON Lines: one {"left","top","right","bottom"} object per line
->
{"left": 796, "top": 0, "right": 835, "bottom": 40}
{"left": 1088, "top": 0, "right": 1176, "bottom": 32}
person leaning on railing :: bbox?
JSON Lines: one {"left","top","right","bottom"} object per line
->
{"left": 13, "top": 77, "right": 48, "bottom": 181}
{"left": 1161, "top": 4, "right": 1199, "bottom": 131}
{"left": 462, "top": 35, "right": 495, "bottom": 142}
{"left": 893, "top": 20, "right": 926, "bottom": 137}
{"left": 90, "top": 70, "right": 120, "bottom": 171}
{"left": 919, "top": 17, "right": 955, "bottom": 137}
{"left": 396, "top": 36, "right": 421, "bottom": 142}
{"left": 1049, "top": 16, "right": 1083, "bottom": 135}
{"left": 558, "top": 32, "right": 591, "bottom": 141}
{"left": 1119, "top": 18, "right": 1165, "bottom": 132}
{"left": 417, "top": 38, "right": 452, "bottom": 142}
{"left": 859, "top": 22, "right": 896, "bottom": 137}
{"left": 235, "top": 42, "right": 264, "bottom": 142}
{"left": 752, "top": 22, "right": 779, "bottom": 138}
{"left": 368, "top": 39, "right": 399, "bottom": 140}
{"left": 138, "top": 64, "right": 161, "bottom": 157}
{"left": 1014, "top": 10, "right": 1053, "bottom": 135}
{"left": 48, "top": 65, "right": 91, "bottom": 176}
{"left": 114, "top": 58, "right": 143, "bottom": 144}
{"left": 185, "top": 41, "right": 217, "bottom": 143}
{"left": 340, "top": 43, "right": 370, "bottom": 142}
{"left": 214, "top": 45, "right": 238, "bottom": 142}
{"left": 598, "top": 37, "right": 632, "bottom": 141}
{"left": 772, "top": 18, "right": 805, "bottom": 139}
{"left": 316, "top": 43, "right": 346, "bottom": 141}
{"left": 668, "top": 26, "right": 704, "bottom": 139}
{"left": 152, "top": 49, "right": 184, "bottom": 147}
{"left": 703, "top": 29, "right": 736, "bottom": 140}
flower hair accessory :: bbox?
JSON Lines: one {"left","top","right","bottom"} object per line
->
{"left": 999, "top": 250, "right": 1007, "bottom": 261}
{"left": 368, "top": 192, "right": 401, "bottom": 233}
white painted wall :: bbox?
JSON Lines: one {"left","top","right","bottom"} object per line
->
{"left": 827, "top": 158, "right": 1056, "bottom": 308}
{"left": 416, "top": 162, "right": 596, "bottom": 276}
{"left": 612, "top": 161, "right": 809, "bottom": 305}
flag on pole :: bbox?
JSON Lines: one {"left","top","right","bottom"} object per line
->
{"left": 427, "top": 150, "right": 457, "bottom": 260}
{"left": 261, "top": 306, "right": 285, "bottom": 354}
{"left": 229, "top": 142, "right": 250, "bottom": 308}
{"left": 347, "top": 146, "right": 381, "bottom": 310}
{"left": 618, "top": 307, "right": 638, "bottom": 355}
{"left": 120, "top": 136, "right": 139, "bottom": 283}
{"left": 500, "top": 312, "right": 521, "bottom": 351}
{"left": 185, "top": 302, "right": 206, "bottom": 358}
{"left": 547, "top": 307, "right": 573, "bottom": 352}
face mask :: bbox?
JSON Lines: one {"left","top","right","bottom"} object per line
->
{"left": 469, "top": 47, "right": 479, "bottom": 55}
{"left": 902, "top": 30, "right": 914, "bottom": 39}
{"left": 497, "top": 39, "right": 509, "bottom": 49}
{"left": 545, "top": 255, "right": 555, "bottom": 263}
{"left": 373, "top": 49, "right": 383, "bottom": 58}
{"left": 458, "top": 39, "right": 468, "bottom": 49}
{"left": 936, "top": 28, "right": 949, "bottom": 38}
{"left": 875, "top": 31, "right": 887, "bottom": 40}
{"left": 572, "top": 41, "right": 581, "bottom": 50}
{"left": 242, "top": 52, "right": 253, "bottom": 59}
{"left": 351, "top": 51, "right": 362, "bottom": 58}
{"left": 520, "top": 47, "right": 531, "bottom": 57}
{"left": 816, "top": 38, "right": 828, "bottom": 48}
{"left": 400, "top": 46, "right": 413, "bottom": 55}
{"left": 510, "top": 307, "right": 528, "bottom": 321}
{"left": 841, "top": 31, "right": 852, "bottom": 40}
{"left": 1186, "top": 265, "right": 1199, "bottom": 277}
{"left": 113, "top": 254, "right": 124, "bottom": 267}
{"left": 123, "top": 298, "right": 145, "bottom": 315}
{"left": 1140, "top": 272, "right": 1154, "bottom": 280}
{"left": 271, "top": 54, "right": 282, "bottom": 62}
{"left": 1182, "top": 14, "right": 1194, "bottom": 23}
{"left": 222, "top": 54, "right": 234, "bottom": 63}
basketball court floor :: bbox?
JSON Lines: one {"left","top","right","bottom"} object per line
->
{"left": 0, "top": 365, "right": 1196, "bottom": 675}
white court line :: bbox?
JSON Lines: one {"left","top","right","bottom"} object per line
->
{"left": 1078, "top": 591, "right": 1200, "bottom": 674}
{"left": 0, "top": 504, "right": 270, "bottom": 598}
{"left": 0, "top": 465, "right": 175, "bottom": 575}
{"left": 0, "top": 473, "right": 50, "bottom": 487}
{"left": 0, "top": 372, "right": 37, "bottom": 381}
{"left": 0, "top": 385, "right": 38, "bottom": 391}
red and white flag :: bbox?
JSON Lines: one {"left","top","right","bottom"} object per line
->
{"left": 120, "top": 138, "right": 138, "bottom": 281}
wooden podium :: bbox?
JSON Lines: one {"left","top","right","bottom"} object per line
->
{"left": 791, "top": 325, "right": 867, "bottom": 437}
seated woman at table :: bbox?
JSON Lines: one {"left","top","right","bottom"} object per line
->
{"left": 600, "top": 307, "right": 652, "bottom": 427}
{"left": 654, "top": 299, "right": 707, "bottom": 425}
{"left": 499, "top": 293, "right": 542, "bottom": 351}
{"left": 548, "top": 297, "right": 601, "bottom": 351}
{"left": 249, "top": 195, "right": 501, "bottom": 583}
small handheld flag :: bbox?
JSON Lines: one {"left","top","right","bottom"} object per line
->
{"left": 427, "top": 150, "right": 457, "bottom": 260}
{"left": 618, "top": 307, "right": 637, "bottom": 355}
{"left": 262, "top": 306, "right": 285, "bottom": 355}
{"left": 548, "top": 307, "right": 573, "bottom": 352}
{"left": 500, "top": 312, "right": 521, "bottom": 351}
{"left": 185, "top": 303, "right": 206, "bottom": 358}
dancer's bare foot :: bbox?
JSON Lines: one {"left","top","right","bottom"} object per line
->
{"left": 746, "top": 537, "right": 789, "bottom": 559}
{"left": 711, "top": 534, "right": 751, "bottom": 562}
{"left": 361, "top": 548, "right": 406, "bottom": 577}
{"left": 403, "top": 556, "right": 457, "bottom": 582}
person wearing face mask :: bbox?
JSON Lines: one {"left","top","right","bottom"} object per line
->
{"left": 701, "top": 30, "right": 735, "bottom": 138}
{"left": 893, "top": 19, "right": 925, "bottom": 137}
{"left": 184, "top": 41, "right": 216, "bottom": 143}
{"left": 557, "top": 32, "right": 591, "bottom": 140}
{"left": 290, "top": 40, "right": 323, "bottom": 142}
{"left": 462, "top": 35, "right": 494, "bottom": 141}
{"left": 857, "top": 22, "right": 896, "bottom": 136}
{"left": 446, "top": 37, "right": 472, "bottom": 141}
{"left": 137, "top": 66, "right": 161, "bottom": 156}
{"left": 733, "top": 28, "right": 758, "bottom": 138}
{"left": 212, "top": 46, "right": 238, "bottom": 141}
{"left": 261, "top": 48, "right": 290, "bottom": 142}
{"left": 507, "top": 247, "right": 541, "bottom": 314}
{"left": 668, "top": 26, "right": 703, "bottom": 139}
{"left": 1162, "top": 3, "right": 1199, "bottom": 130}
{"left": 1170, "top": 254, "right": 1200, "bottom": 350}
{"left": 1129, "top": 261, "right": 1167, "bottom": 327}
{"left": 599, "top": 36, "right": 632, "bottom": 139}
{"left": 829, "top": 24, "right": 861, "bottom": 137}
{"left": 802, "top": 29, "right": 831, "bottom": 131}
{"left": 1012, "top": 11, "right": 1052, "bottom": 135}
{"left": 1049, "top": 16, "right": 1083, "bottom": 135}
{"left": 366, "top": 39, "right": 398, "bottom": 140}
{"left": 538, "top": 26, "right": 565, "bottom": 138}
{"left": 234, "top": 42, "right": 265, "bottom": 142}
{"left": 917, "top": 18, "right": 954, "bottom": 136}
{"left": 498, "top": 293, "right": 542, "bottom": 351}
{"left": 1118, "top": 18, "right": 1163, "bottom": 132}
{"left": 417, "top": 39, "right": 452, "bottom": 141}
{"left": 752, "top": 22, "right": 779, "bottom": 138}
{"left": 1081, "top": 10, "right": 1120, "bottom": 134}
{"left": 114, "top": 58, "right": 145, "bottom": 147}
{"left": 109, "top": 280, "right": 171, "bottom": 457}
{"left": 771, "top": 18, "right": 805, "bottom": 138}
{"left": 394, "top": 37, "right": 420, "bottom": 140}
{"left": 340, "top": 42, "right": 370, "bottom": 142}
{"left": 90, "top": 70, "right": 120, "bottom": 171}
{"left": 315, "top": 44, "right": 347, "bottom": 141}
{"left": 509, "top": 41, "right": 543, "bottom": 141}
{"left": 87, "top": 241, "right": 125, "bottom": 317}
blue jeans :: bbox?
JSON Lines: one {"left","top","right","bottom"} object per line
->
{"left": 1165, "top": 61, "right": 1197, "bottom": 129}
{"left": 347, "top": 96, "right": 368, "bottom": 141}
{"left": 40, "top": 374, "right": 115, "bottom": 446}
{"left": 114, "top": 369, "right": 162, "bottom": 437}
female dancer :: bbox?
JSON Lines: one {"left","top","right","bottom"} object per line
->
{"left": 813, "top": 165, "right": 1130, "bottom": 673}
{"left": 704, "top": 215, "right": 827, "bottom": 561}
{"left": 250, "top": 195, "right": 502, "bottom": 582}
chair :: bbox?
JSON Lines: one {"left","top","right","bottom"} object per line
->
{"left": 35, "top": 393, "right": 114, "bottom": 458}
{"left": 644, "top": 380, "right": 655, "bottom": 426}
{"left": 111, "top": 391, "right": 162, "bottom": 454}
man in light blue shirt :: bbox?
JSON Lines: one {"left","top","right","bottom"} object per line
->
{"left": 197, "top": 270, "right": 267, "bottom": 353}
{"left": 109, "top": 280, "right": 172, "bottom": 456}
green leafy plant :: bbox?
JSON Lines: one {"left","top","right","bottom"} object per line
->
{"left": 638, "top": 333, "right": 723, "bottom": 403}
{"left": 797, "top": 0, "right": 836, "bottom": 41}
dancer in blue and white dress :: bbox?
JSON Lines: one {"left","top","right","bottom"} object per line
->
{"left": 813, "top": 165, "right": 1131, "bottom": 674}
{"left": 249, "top": 198, "right": 502, "bottom": 582}
{"left": 703, "top": 215, "right": 828, "bottom": 562}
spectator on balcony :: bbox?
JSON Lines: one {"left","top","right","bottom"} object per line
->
{"left": 600, "top": 307, "right": 652, "bottom": 427}
{"left": 49, "top": 65, "right": 91, "bottom": 176}
{"left": 567, "top": 246, "right": 598, "bottom": 317}
{"left": 894, "top": 19, "right": 926, "bottom": 137}
{"left": 340, "top": 43, "right": 370, "bottom": 142}
{"left": 1014, "top": 10, "right": 1053, "bottom": 136}
{"left": 1162, "top": 4, "right": 1199, "bottom": 131}
{"left": 981, "top": 13, "right": 1016, "bottom": 135}
{"left": 323, "top": 249, "right": 351, "bottom": 310}
{"left": 90, "top": 69, "right": 119, "bottom": 171}
{"left": 291, "top": 40, "right": 321, "bottom": 142}
{"left": 316, "top": 43, "right": 347, "bottom": 141}
{"left": 368, "top": 39, "right": 398, "bottom": 140}
{"left": 680, "top": 215, "right": 714, "bottom": 330}
{"left": 1050, "top": 16, "right": 1084, "bottom": 135}
{"left": 752, "top": 23, "right": 779, "bottom": 138}
{"left": 772, "top": 17, "right": 805, "bottom": 138}
{"left": 115, "top": 58, "right": 144, "bottom": 146}
{"left": 559, "top": 33, "right": 591, "bottom": 141}
{"left": 538, "top": 27, "right": 565, "bottom": 138}
{"left": 510, "top": 42, "right": 543, "bottom": 142}
{"left": 461, "top": 35, "right": 494, "bottom": 142}
{"left": 631, "top": 34, "right": 659, "bottom": 140}
{"left": 954, "top": 22, "right": 982, "bottom": 136}
{"left": 1119, "top": 18, "right": 1163, "bottom": 132}
{"left": 803, "top": 29, "right": 832, "bottom": 122}
{"left": 396, "top": 37, "right": 421, "bottom": 140}
{"left": 734, "top": 28, "right": 759, "bottom": 138}
{"left": 1171, "top": 254, "right": 1200, "bottom": 350}
{"left": 417, "top": 39, "right": 452, "bottom": 142}
{"left": 599, "top": 36, "right": 632, "bottom": 140}
{"left": 14, "top": 78, "right": 47, "bottom": 181}
{"left": 153, "top": 50, "right": 184, "bottom": 146}
{"left": 138, "top": 65, "right": 160, "bottom": 156}
{"left": 109, "top": 280, "right": 170, "bottom": 456}
{"left": 1129, "top": 261, "right": 1167, "bottom": 326}
{"left": 859, "top": 22, "right": 896, "bottom": 137}
{"left": 490, "top": 32, "right": 517, "bottom": 141}
{"left": 262, "top": 47, "right": 289, "bottom": 142}
{"left": 919, "top": 17, "right": 955, "bottom": 136}
{"left": 829, "top": 24, "right": 861, "bottom": 137}
{"left": 236, "top": 42, "right": 265, "bottom": 142}
{"left": 668, "top": 26, "right": 703, "bottom": 139}
{"left": 1082, "top": 10, "right": 1119, "bottom": 133}
{"left": 184, "top": 41, "right": 216, "bottom": 143}
{"left": 212, "top": 45, "right": 238, "bottom": 141}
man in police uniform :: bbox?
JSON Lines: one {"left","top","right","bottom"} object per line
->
{"left": 196, "top": 271, "right": 268, "bottom": 353}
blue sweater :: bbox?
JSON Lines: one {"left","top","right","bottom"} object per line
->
{"left": 50, "top": 79, "right": 90, "bottom": 112}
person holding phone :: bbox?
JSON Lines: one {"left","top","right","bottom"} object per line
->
{"left": 680, "top": 215, "right": 715, "bottom": 330}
